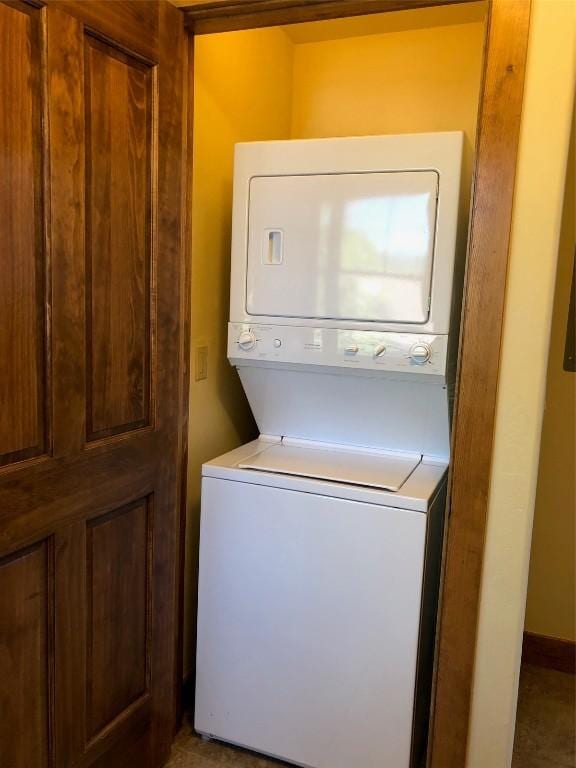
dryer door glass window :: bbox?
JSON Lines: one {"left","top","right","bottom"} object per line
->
{"left": 246, "top": 171, "right": 439, "bottom": 324}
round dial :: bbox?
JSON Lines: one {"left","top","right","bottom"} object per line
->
{"left": 410, "top": 343, "right": 431, "bottom": 365}
{"left": 238, "top": 330, "right": 257, "bottom": 351}
{"left": 374, "top": 344, "right": 386, "bottom": 358}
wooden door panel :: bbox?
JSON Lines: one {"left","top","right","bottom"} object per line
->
{"left": 85, "top": 713, "right": 152, "bottom": 768}
{"left": 0, "top": 1, "right": 48, "bottom": 467}
{"left": 86, "top": 498, "right": 151, "bottom": 738}
{"left": 85, "top": 35, "right": 155, "bottom": 441}
{"left": 52, "top": 520, "right": 153, "bottom": 768}
{"left": 0, "top": 434, "right": 157, "bottom": 553}
{"left": 48, "top": 0, "right": 159, "bottom": 62}
{"left": 47, "top": 2, "right": 87, "bottom": 458}
{"left": 0, "top": 1, "right": 188, "bottom": 767}
{"left": 0, "top": 541, "right": 53, "bottom": 768}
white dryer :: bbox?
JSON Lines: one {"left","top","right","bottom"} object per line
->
{"left": 195, "top": 133, "right": 464, "bottom": 768}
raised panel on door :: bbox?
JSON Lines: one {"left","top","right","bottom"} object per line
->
{"left": 85, "top": 34, "right": 155, "bottom": 442}
{"left": 0, "top": 1, "right": 48, "bottom": 466}
{"left": 0, "top": 541, "right": 53, "bottom": 768}
{"left": 86, "top": 498, "right": 152, "bottom": 740}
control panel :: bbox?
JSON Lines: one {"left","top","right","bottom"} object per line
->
{"left": 228, "top": 324, "right": 448, "bottom": 376}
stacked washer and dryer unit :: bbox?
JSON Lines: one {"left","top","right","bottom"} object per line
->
{"left": 195, "top": 133, "right": 464, "bottom": 768}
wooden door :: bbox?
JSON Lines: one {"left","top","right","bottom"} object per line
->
{"left": 0, "top": 2, "right": 189, "bottom": 767}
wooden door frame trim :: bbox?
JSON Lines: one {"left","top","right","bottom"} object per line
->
{"left": 175, "top": 24, "right": 195, "bottom": 731}
{"left": 180, "top": 0, "right": 481, "bottom": 34}
{"left": 429, "top": 2, "right": 530, "bottom": 764}
{"left": 178, "top": 1, "right": 532, "bottom": 766}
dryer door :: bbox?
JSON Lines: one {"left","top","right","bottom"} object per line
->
{"left": 246, "top": 170, "right": 439, "bottom": 324}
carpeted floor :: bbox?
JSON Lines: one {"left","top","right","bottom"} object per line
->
{"left": 512, "top": 664, "right": 575, "bottom": 768}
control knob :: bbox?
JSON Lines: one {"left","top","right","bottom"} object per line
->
{"left": 238, "top": 330, "right": 257, "bottom": 351}
{"left": 410, "top": 343, "right": 431, "bottom": 365}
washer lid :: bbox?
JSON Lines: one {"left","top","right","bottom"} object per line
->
{"left": 238, "top": 442, "right": 421, "bottom": 492}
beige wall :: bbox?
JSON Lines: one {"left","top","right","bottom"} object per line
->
{"left": 524, "top": 114, "right": 575, "bottom": 643}
{"left": 290, "top": 8, "right": 486, "bottom": 193}
{"left": 185, "top": 27, "right": 294, "bottom": 675}
{"left": 468, "top": 1, "right": 575, "bottom": 765}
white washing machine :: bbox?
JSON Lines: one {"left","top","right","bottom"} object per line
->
{"left": 195, "top": 133, "right": 464, "bottom": 768}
